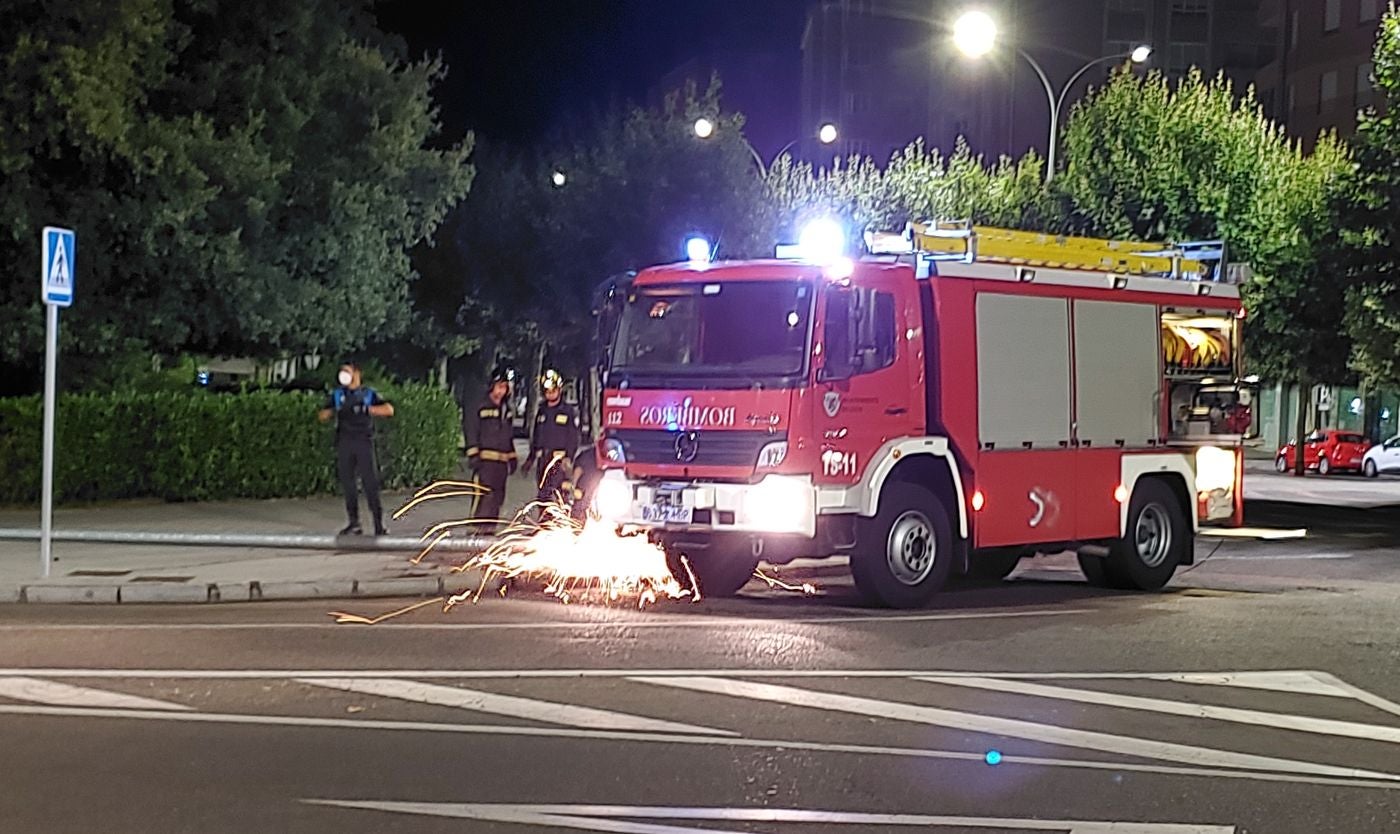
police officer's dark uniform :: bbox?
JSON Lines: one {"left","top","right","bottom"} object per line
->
{"left": 326, "top": 380, "right": 390, "bottom": 535}
{"left": 465, "top": 372, "right": 517, "bottom": 524}
{"left": 526, "top": 372, "right": 581, "bottom": 504}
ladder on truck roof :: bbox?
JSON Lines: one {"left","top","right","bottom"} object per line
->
{"left": 903, "top": 220, "right": 1239, "bottom": 283}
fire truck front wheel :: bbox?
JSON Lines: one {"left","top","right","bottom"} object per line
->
{"left": 666, "top": 545, "right": 760, "bottom": 599}
{"left": 852, "top": 483, "right": 953, "bottom": 608}
{"left": 1105, "top": 478, "right": 1190, "bottom": 590}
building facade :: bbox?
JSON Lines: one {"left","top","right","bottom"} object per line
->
{"left": 1255, "top": 0, "right": 1382, "bottom": 148}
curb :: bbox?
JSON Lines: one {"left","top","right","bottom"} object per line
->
{"left": 4, "top": 570, "right": 484, "bottom": 606}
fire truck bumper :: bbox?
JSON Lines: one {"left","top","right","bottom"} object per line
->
{"left": 592, "top": 470, "right": 820, "bottom": 539}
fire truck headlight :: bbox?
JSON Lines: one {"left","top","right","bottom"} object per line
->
{"left": 1195, "top": 445, "right": 1236, "bottom": 493}
{"left": 756, "top": 441, "right": 788, "bottom": 469}
{"left": 601, "top": 437, "right": 627, "bottom": 465}
{"left": 593, "top": 474, "right": 633, "bottom": 522}
{"left": 743, "top": 475, "right": 812, "bottom": 533}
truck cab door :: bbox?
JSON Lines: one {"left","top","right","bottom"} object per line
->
{"left": 814, "top": 279, "right": 922, "bottom": 489}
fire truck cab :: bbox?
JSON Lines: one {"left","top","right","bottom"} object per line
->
{"left": 592, "top": 222, "right": 1248, "bottom": 607}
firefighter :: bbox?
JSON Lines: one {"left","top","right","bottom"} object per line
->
{"left": 465, "top": 368, "right": 517, "bottom": 526}
{"left": 522, "top": 369, "right": 581, "bottom": 507}
{"left": 318, "top": 361, "right": 394, "bottom": 536}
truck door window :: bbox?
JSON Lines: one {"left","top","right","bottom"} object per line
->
{"left": 821, "top": 288, "right": 855, "bottom": 380}
{"left": 823, "top": 287, "right": 896, "bottom": 379}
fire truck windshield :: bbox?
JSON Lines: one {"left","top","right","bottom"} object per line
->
{"left": 610, "top": 280, "right": 813, "bottom": 386}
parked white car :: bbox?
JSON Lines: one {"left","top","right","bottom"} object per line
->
{"left": 1362, "top": 436, "right": 1400, "bottom": 477}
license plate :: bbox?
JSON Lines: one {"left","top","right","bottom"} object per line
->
{"left": 640, "top": 503, "right": 693, "bottom": 524}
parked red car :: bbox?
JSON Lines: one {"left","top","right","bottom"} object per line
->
{"left": 1275, "top": 429, "right": 1372, "bottom": 475}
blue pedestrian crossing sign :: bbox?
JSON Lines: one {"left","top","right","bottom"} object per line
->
{"left": 41, "top": 226, "right": 76, "bottom": 307}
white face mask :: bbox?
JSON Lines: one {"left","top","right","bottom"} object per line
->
{"left": 337, "top": 370, "right": 353, "bottom": 387}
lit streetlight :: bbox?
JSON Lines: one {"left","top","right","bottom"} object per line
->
{"left": 953, "top": 8, "right": 1150, "bottom": 182}
{"left": 693, "top": 120, "right": 839, "bottom": 175}
{"left": 550, "top": 170, "right": 567, "bottom": 187}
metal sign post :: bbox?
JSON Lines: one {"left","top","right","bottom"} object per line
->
{"left": 39, "top": 226, "right": 75, "bottom": 578}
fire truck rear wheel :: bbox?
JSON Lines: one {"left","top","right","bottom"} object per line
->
{"left": 852, "top": 483, "right": 953, "bottom": 608}
{"left": 1106, "top": 478, "right": 1189, "bottom": 591}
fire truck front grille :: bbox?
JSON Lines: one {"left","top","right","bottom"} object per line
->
{"left": 613, "top": 429, "right": 781, "bottom": 468}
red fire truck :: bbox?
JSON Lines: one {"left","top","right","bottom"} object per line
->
{"left": 590, "top": 222, "right": 1250, "bottom": 607}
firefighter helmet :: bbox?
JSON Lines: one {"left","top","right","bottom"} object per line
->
{"left": 540, "top": 369, "right": 564, "bottom": 392}
{"left": 488, "top": 366, "right": 512, "bottom": 389}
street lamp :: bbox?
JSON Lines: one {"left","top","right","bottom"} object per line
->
{"left": 550, "top": 170, "right": 567, "bottom": 188}
{"left": 694, "top": 121, "right": 839, "bottom": 175}
{"left": 953, "top": 9, "right": 1150, "bottom": 182}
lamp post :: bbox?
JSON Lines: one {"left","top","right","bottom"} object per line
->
{"left": 693, "top": 118, "right": 839, "bottom": 175}
{"left": 952, "top": 9, "right": 1151, "bottom": 182}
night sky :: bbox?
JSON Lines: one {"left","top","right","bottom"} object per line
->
{"left": 375, "top": 0, "right": 809, "bottom": 154}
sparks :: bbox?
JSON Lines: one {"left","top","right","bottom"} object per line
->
{"left": 398, "top": 481, "right": 698, "bottom": 610}
{"left": 753, "top": 568, "right": 820, "bottom": 596}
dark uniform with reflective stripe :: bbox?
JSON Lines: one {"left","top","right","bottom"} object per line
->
{"left": 530, "top": 400, "right": 581, "bottom": 503}
{"left": 465, "top": 397, "right": 516, "bottom": 523}
{"left": 326, "top": 386, "right": 388, "bottom": 533}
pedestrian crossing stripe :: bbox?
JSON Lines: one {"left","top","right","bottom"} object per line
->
{"left": 0, "top": 669, "right": 1398, "bottom": 787}
{"left": 302, "top": 800, "right": 1240, "bottom": 833}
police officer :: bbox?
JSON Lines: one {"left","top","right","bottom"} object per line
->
{"left": 523, "top": 369, "right": 581, "bottom": 505}
{"left": 465, "top": 368, "right": 517, "bottom": 525}
{"left": 318, "top": 361, "right": 394, "bottom": 536}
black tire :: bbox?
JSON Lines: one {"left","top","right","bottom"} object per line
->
{"left": 851, "top": 483, "right": 953, "bottom": 608}
{"left": 1274, "top": 456, "right": 1289, "bottom": 473}
{"left": 964, "top": 548, "right": 1024, "bottom": 584}
{"left": 1365, "top": 459, "right": 1379, "bottom": 478}
{"left": 1105, "top": 478, "right": 1189, "bottom": 591}
{"left": 670, "top": 547, "right": 759, "bottom": 598}
{"left": 1077, "top": 552, "right": 1125, "bottom": 588}
{"left": 1318, "top": 457, "right": 1332, "bottom": 476}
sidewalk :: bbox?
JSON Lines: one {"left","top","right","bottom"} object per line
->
{"left": 1244, "top": 458, "right": 1400, "bottom": 509}
{"left": 0, "top": 465, "right": 540, "bottom": 605}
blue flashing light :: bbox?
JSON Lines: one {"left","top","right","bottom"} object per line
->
{"left": 984, "top": 750, "right": 1003, "bottom": 766}
{"left": 685, "top": 236, "right": 712, "bottom": 264}
{"left": 665, "top": 421, "right": 680, "bottom": 432}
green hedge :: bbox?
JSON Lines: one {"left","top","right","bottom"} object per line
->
{"left": 0, "top": 386, "right": 461, "bottom": 504}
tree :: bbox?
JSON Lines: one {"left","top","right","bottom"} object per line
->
{"left": 424, "top": 79, "right": 775, "bottom": 401}
{"left": 1337, "top": 8, "right": 1400, "bottom": 388}
{"left": 1058, "top": 68, "right": 1353, "bottom": 390}
{"left": 765, "top": 139, "right": 1052, "bottom": 238}
{"left": 0, "top": 0, "right": 471, "bottom": 374}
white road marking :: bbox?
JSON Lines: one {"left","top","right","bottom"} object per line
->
{"left": 632, "top": 676, "right": 1400, "bottom": 782}
{"left": 1210, "top": 552, "right": 1352, "bottom": 560}
{"left": 1162, "top": 671, "right": 1354, "bottom": 698}
{"left": 297, "top": 677, "right": 731, "bottom": 736}
{"left": 1310, "top": 672, "right": 1400, "bottom": 720}
{"left": 303, "top": 800, "right": 1238, "bottom": 833}
{"left": 918, "top": 676, "right": 1400, "bottom": 745}
{"left": 0, "top": 608, "right": 1091, "bottom": 631}
{"left": 1197, "top": 527, "right": 1307, "bottom": 540}
{"left": 0, "top": 676, "right": 190, "bottom": 711}
{"left": 0, "top": 666, "right": 1353, "bottom": 681}
{"left": 0, "top": 702, "right": 1395, "bottom": 791}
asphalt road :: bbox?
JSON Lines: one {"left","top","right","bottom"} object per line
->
{"left": 1, "top": 519, "right": 1399, "bottom": 833}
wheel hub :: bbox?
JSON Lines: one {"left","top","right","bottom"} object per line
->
{"left": 887, "top": 511, "right": 935, "bottom": 585}
{"left": 1134, "top": 503, "right": 1171, "bottom": 568}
